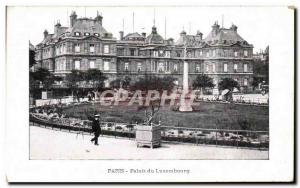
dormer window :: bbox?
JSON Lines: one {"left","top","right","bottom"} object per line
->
{"left": 74, "top": 32, "right": 81, "bottom": 36}
{"left": 94, "top": 33, "right": 100, "bottom": 37}
{"left": 84, "top": 32, "right": 90, "bottom": 36}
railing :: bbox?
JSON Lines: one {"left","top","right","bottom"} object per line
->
{"left": 196, "top": 95, "right": 269, "bottom": 106}
{"left": 30, "top": 113, "right": 269, "bottom": 150}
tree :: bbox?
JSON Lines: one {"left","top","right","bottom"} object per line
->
{"left": 131, "top": 74, "right": 175, "bottom": 93}
{"left": 110, "top": 76, "right": 132, "bottom": 89}
{"left": 122, "top": 76, "right": 131, "bottom": 88}
{"left": 30, "top": 68, "right": 61, "bottom": 91}
{"left": 29, "top": 42, "right": 36, "bottom": 68}
{"left": 131, "top": 74, "right": 175, "bottom": 125}
{"left": 218, "top": 78, "right": 239, "bottom": 91}
{"left": 65, "top": 70, "right": 85, "bottom": 101}
{"left": 84, "top": 69, "right": 107, "bottom": 90}
{"left": 192, "top": 74, "right": 215, "bottom": 95}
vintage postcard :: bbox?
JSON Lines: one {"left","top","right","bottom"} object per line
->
{"left": 5, "top": 4, "right": 294, "bottom": 183}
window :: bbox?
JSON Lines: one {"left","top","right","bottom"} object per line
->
{"left": 165, "top": 51, "right": 170, "bottom": 58}
{"left": 200, "top": 50, "right": 203, "bottom": 56}
{"left": 117, "top": 48, "right": 125, "bottom": 56}
{"left": 75, "top": 60, "right": 80, "bottom": 70}
{"left": 124, "top": 63, "right": 129, "bottom": 71}
{"left": 104, "top": 61, "right": 110, "bottom": 71}
{"left": 84, "top": 32, "right": 90, "bottom": 36}
{"left": 66, "top": 61, "right": 72, "bottom": 70}
{"left": 151, "top": 61, "right": 157, "bottom": 71}
{"left": 153, "top": 51, "right": 158, "bottom": 57}
{"left": 196, "top": 64, "right": 200, "bottom": 72}
{"left": 94, "top": 33, "right": 100, "bottom": 37}
{"left": 234, "top": 51, "right": 238, "bottom": 57}
{"left": 244, "top": 64, "right": 248, "bottom": 72}
{"left": 57, "top": 59, "right": 66, "bottom": 71}
{"left": 165, "top": 61, "right": 170, "bottom": 72}
{"left": 243, "top": 78, "right": 248, "bottom": 86}
{"left": 174, "top": 64, "right": 178, "bottom": 72}
{"left": 75, "top": 44, "right": 80, "bottom": 53}
{"left": 206, "top": 52, "right": 209, "bottom": 57}
{"left": 89, "top": 44, "right": 95, "bottom": 53}
{"left": 137, "top": 62, "right": 142, "bottom": 72}
{"left": 89, "top": 60, "right": 95, "bottom": 69}
{"left": 74, "top": 32, "right": 81, "bottom": 36}
{"left": 206, "top": 64, "right": 209, "bottom": 72}
{"left": 224, "top": 63, "right": 228, "bottom": 72}
{"left": 212, "top": 63, "right": 216, "bottom": 72}
{"left": 104, "top": 45, "right": 109, "bottom": 54}
{"left": 244, "top": 50, "right": 248, "bottom": 57}
{"left": 130, "top": 49, "right": 135, "bottom": 56}
{"left": 158, "top": 62, "right": 164, "bottom": 72}
{"left": 213, "top": 50, "right": 216, "bottom": 57}
{"left": 234, "top": 63, "right": 238, "bottom": 72}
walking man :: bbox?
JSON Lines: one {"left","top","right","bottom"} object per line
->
{"left": 90, "top": 115, "right": 101, "bottom": 145}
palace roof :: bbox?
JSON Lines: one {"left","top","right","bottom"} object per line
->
{"left": 68, "top": 18, "right": 108, "bottom": 37}
{"left": 204, "top": 23, "right": 252, "bottom": 47}
{"left": 145, "top": 26, "right": 164, "bottom": 44}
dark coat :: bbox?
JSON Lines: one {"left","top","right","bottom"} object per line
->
{"left": 92, "top": 119, "right": 101, "bottom": 136}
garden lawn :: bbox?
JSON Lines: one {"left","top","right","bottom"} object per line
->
{"left": 62, "top": 101, "right": 269, "bottom": 131}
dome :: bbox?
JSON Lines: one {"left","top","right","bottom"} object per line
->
{"left": 123, "top": 32, "right": 144, "bottom": 41}
{"left": 145, "top": 26, "right": 164, "bottom": 44}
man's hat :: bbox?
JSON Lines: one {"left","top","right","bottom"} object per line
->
{"left": 94, "top": 114, "right": 100, "bottom": 118}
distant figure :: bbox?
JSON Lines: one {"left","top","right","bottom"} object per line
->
{"left": 88, "top": 92, "right": 92, "bottom": 101}
{"left": 90, "top": 115, "right": 101, "bottom": 145}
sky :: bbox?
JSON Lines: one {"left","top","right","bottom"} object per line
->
{"left": 18, "top": 6, "right": 278, "bottom": 53}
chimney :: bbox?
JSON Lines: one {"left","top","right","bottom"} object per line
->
{"left": 119, "top": 31, "right": 124, "bottom": 40}
{"left": 230, "top": 24, "right": 238, "bottom": 32}
{"left": 196, "top": 30, "right": 203, "bottom": 40}
{"left": 212, "top": 21, "right": 220, "bottom": 36}
{"left": 54, "top": 22, "right": 61, "bottom": 36}
{"left": 95, "top": 11, "right": 103, "bottom": 25}
{"left": 43, "top": 29, "right": 48, "bottom": 39}
{"left": 70, "top": 11, "right": 77, "bottom": 27}
{"left": 142, "top": 32, "right": 146, "bottom": 38}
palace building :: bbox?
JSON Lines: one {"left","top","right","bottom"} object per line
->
{"left": 34, "top": 11, "right": 254, "bottom": 91}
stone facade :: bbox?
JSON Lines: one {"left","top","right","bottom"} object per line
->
{"left": 34, "top": 12, "right": 254, "bottom": 91}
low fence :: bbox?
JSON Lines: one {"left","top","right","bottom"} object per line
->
{"left": 30, "top": 113, "right": 269, "bottom": 150}
{"left": 196, "top": 94, "right": 269, "bottom": 105}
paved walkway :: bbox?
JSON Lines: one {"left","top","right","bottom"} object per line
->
{"left": 30, "top": 126, "right": 268, "bottom": 160}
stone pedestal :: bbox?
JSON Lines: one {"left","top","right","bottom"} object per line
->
{"left": 179, "top": 101, "right": 193, "bottom": 111}
{"left": 136, "top": 124, "right": 161, "bottom": 149}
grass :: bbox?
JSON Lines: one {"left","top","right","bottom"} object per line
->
{"left": 62, "top": 101, "right": 269, "bottom": 131}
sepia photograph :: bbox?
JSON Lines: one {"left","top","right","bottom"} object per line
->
{"left": 4, "top": 4, "right": 294, "bottom": 183}
{"left": 28, "top": 6, "right": 269, "bottom": 160}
